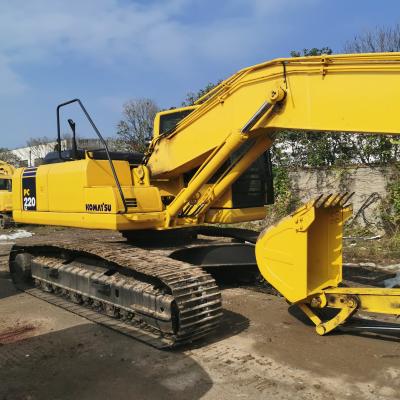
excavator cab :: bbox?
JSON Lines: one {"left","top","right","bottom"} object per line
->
{"left": 154, "top": 106, "right": 198, "bottom": 137}
{"left": 0, "top": 176, "right": 12, "bottom": 191}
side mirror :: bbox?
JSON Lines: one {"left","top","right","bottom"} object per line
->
{"left": 67, "top": 119, "right": 78, "bottom": 158}
{"left": 68, "top": 119, "right": 76, "bottom": 135}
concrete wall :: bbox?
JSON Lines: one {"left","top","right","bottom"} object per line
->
{"left": 288, "top": 165, "right": 397, "bottom": 232}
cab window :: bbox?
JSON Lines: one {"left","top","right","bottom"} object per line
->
{"left": 159, "top": 109, "right": 194, "bottom": 135}
{"left": 0, "top": 178, "right": 11, "bottom": 191}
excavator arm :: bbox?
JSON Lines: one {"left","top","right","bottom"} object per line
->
{"left": 146, "top": 53, "right": 400, "bottom": 334}
{"left": 146, "top": 53, "right": 400, "bottom": 225}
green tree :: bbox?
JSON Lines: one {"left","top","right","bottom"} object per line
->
{"left": 290, "top": 47, "right": 333, "bottom": 57}
{"left": 273, "top": 47, "right": 339, "bottom": 169}
{"left": 274, "top": 42, "right": 400, "bottom": 168}
{"left": 182, "top": 81, "right": 221, "bottom": 106}
{"left": 342, "top": 24, "right": 400, "bottom": 166}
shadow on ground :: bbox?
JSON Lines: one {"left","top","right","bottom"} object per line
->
{"left": 0, "top": 274, "right": 17, "bottom": 300}
{"left": 179, "top": 308, "right": 250, "bottom": 351}
{"left": 343, "top": 264, "right": 396, "bottom": 286}
{"left": 288, "top": 303, "right": 400, "bottom": 343}
{"left": 0, "top": 323, "right": 214, "bottom": 400}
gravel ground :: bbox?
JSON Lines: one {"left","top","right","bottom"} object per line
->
{"left": 0, "top": 227, "right": 400, "bottom": 400}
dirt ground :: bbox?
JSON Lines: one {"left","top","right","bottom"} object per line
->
{"left": 1, "top": 227, "right": 400, "bottom": 400}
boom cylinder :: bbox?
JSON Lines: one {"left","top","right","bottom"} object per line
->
{"left": 165, "top": 130, "right": 248, "bottom": 222}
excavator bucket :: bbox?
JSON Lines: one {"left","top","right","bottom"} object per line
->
{"left": 255, "top": 194, "right": 353, "bottom": 304}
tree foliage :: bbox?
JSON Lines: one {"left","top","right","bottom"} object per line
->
{"left": 290, "top": 47, "right": 333, "bottom": 57}
{"left": 182, "top": 81, "right": 221, "bottom": 106}
{"left": 116, "top": 99, "right": 159, "bottom": 153}
{"left": 274, "top": 39, "right": 400, "bottom": 168}
{"left": 273, "top": 131, "right": 400, "bottom": 168}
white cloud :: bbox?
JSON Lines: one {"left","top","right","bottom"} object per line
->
{"left": 249, "top": 0, "right": 320, "bottom": 15}
{"left": 0, "top": 56, "right": 26, "bottom": 95}
{"left": 0, "top": 0, "right": 319, "bottom": 94}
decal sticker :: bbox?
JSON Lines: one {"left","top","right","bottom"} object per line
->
{"left": 85, "top": 203, "right": 112, "bottom": 212}
{"left": 22, "top": 168, "right": 37, "bottom": 211}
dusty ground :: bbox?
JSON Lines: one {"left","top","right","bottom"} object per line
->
{"left": 0, "top": 227, "right": 400, "bottom": 400}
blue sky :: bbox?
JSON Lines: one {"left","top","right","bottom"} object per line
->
{"left": 1, "top": 0, "right": 400, "bottom": 148}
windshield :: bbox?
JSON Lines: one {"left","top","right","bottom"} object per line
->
{"left": 0, "top": 178, "right": 12, "bottom": 191}
{"left": 159, "top": 109, "right": 194, "bottom": 135}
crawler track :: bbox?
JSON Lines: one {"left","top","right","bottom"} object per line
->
{"left": 9, "top": 238, "right": 223, "bottom": 349}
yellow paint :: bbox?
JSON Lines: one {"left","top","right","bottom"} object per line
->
{"left": 12, "top": 157, "right": 165, "bottom": 229}
{"left": 257, "top": 194, "right": 400, "bottom": 334}
{"left": 205, "top": 206, "right": 266, "bottom": 224}
{"left": 147, "top": 53, "right": 400, "bottom": 178}
{"left": 256, "top": 196, "right": 351, "bottom": 303}
{"left": 0, "top": 162, "right": 14, "bottom": 214}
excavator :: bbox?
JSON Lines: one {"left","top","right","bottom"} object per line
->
{"left": 0, "top": 161, "right": 14, "bottom": 229}
{"left": 8, "top": 52, "right": 400, "bottom": 347}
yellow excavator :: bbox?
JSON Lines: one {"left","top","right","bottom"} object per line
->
{"left": 8, "top": 52, "right": 400, "bottom": 347}
{"left": 0, "top": 161, "right": 14, "bottom": 229}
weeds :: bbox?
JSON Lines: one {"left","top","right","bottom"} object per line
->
{"left": 343, "top": 232, "right": 400, "bottom": 264}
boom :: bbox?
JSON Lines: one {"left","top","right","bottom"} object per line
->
{"left": 148, "top": 53, "right": 400, "bottom": 176}
{"left": 146, "top": 53, "right": 400, "bottom": 224}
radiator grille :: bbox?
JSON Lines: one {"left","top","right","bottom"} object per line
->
{"left": 125, "top": 198, "right": 138, "bottom": 208}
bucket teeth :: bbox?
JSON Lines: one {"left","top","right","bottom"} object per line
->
{"left": 341, "top": 192, "right": 354, "bottom": 207}
{"left": 312, "top": 194, "right": 324, "bottom": 207}
{"left": 313, "top": 192, "right": 354, "bottom": 208}
{"left": 256, "top": 191, "right": 354, "bottom": 304}
{"left": 335, "top": 193, "right": 349, "bottom": 206}
{"left": 330, "top": 193, "right": 343, "bottom": 206}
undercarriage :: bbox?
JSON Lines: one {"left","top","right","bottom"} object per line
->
{"left": 9, "top": 228, "right": 260, "bottom": 348}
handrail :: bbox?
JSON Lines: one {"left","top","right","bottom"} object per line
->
{"left": 56, "top": 99, "right": 127, "bottom": 213}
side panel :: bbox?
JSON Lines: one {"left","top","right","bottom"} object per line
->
{"left": 12, "top": 158, "right": 165, "bottom": 230}
{"left": 47, "top": 161, "right": 85, "bottom": 212}
{"left": 0, "top": 192, "right": 13, "bottom": 213}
